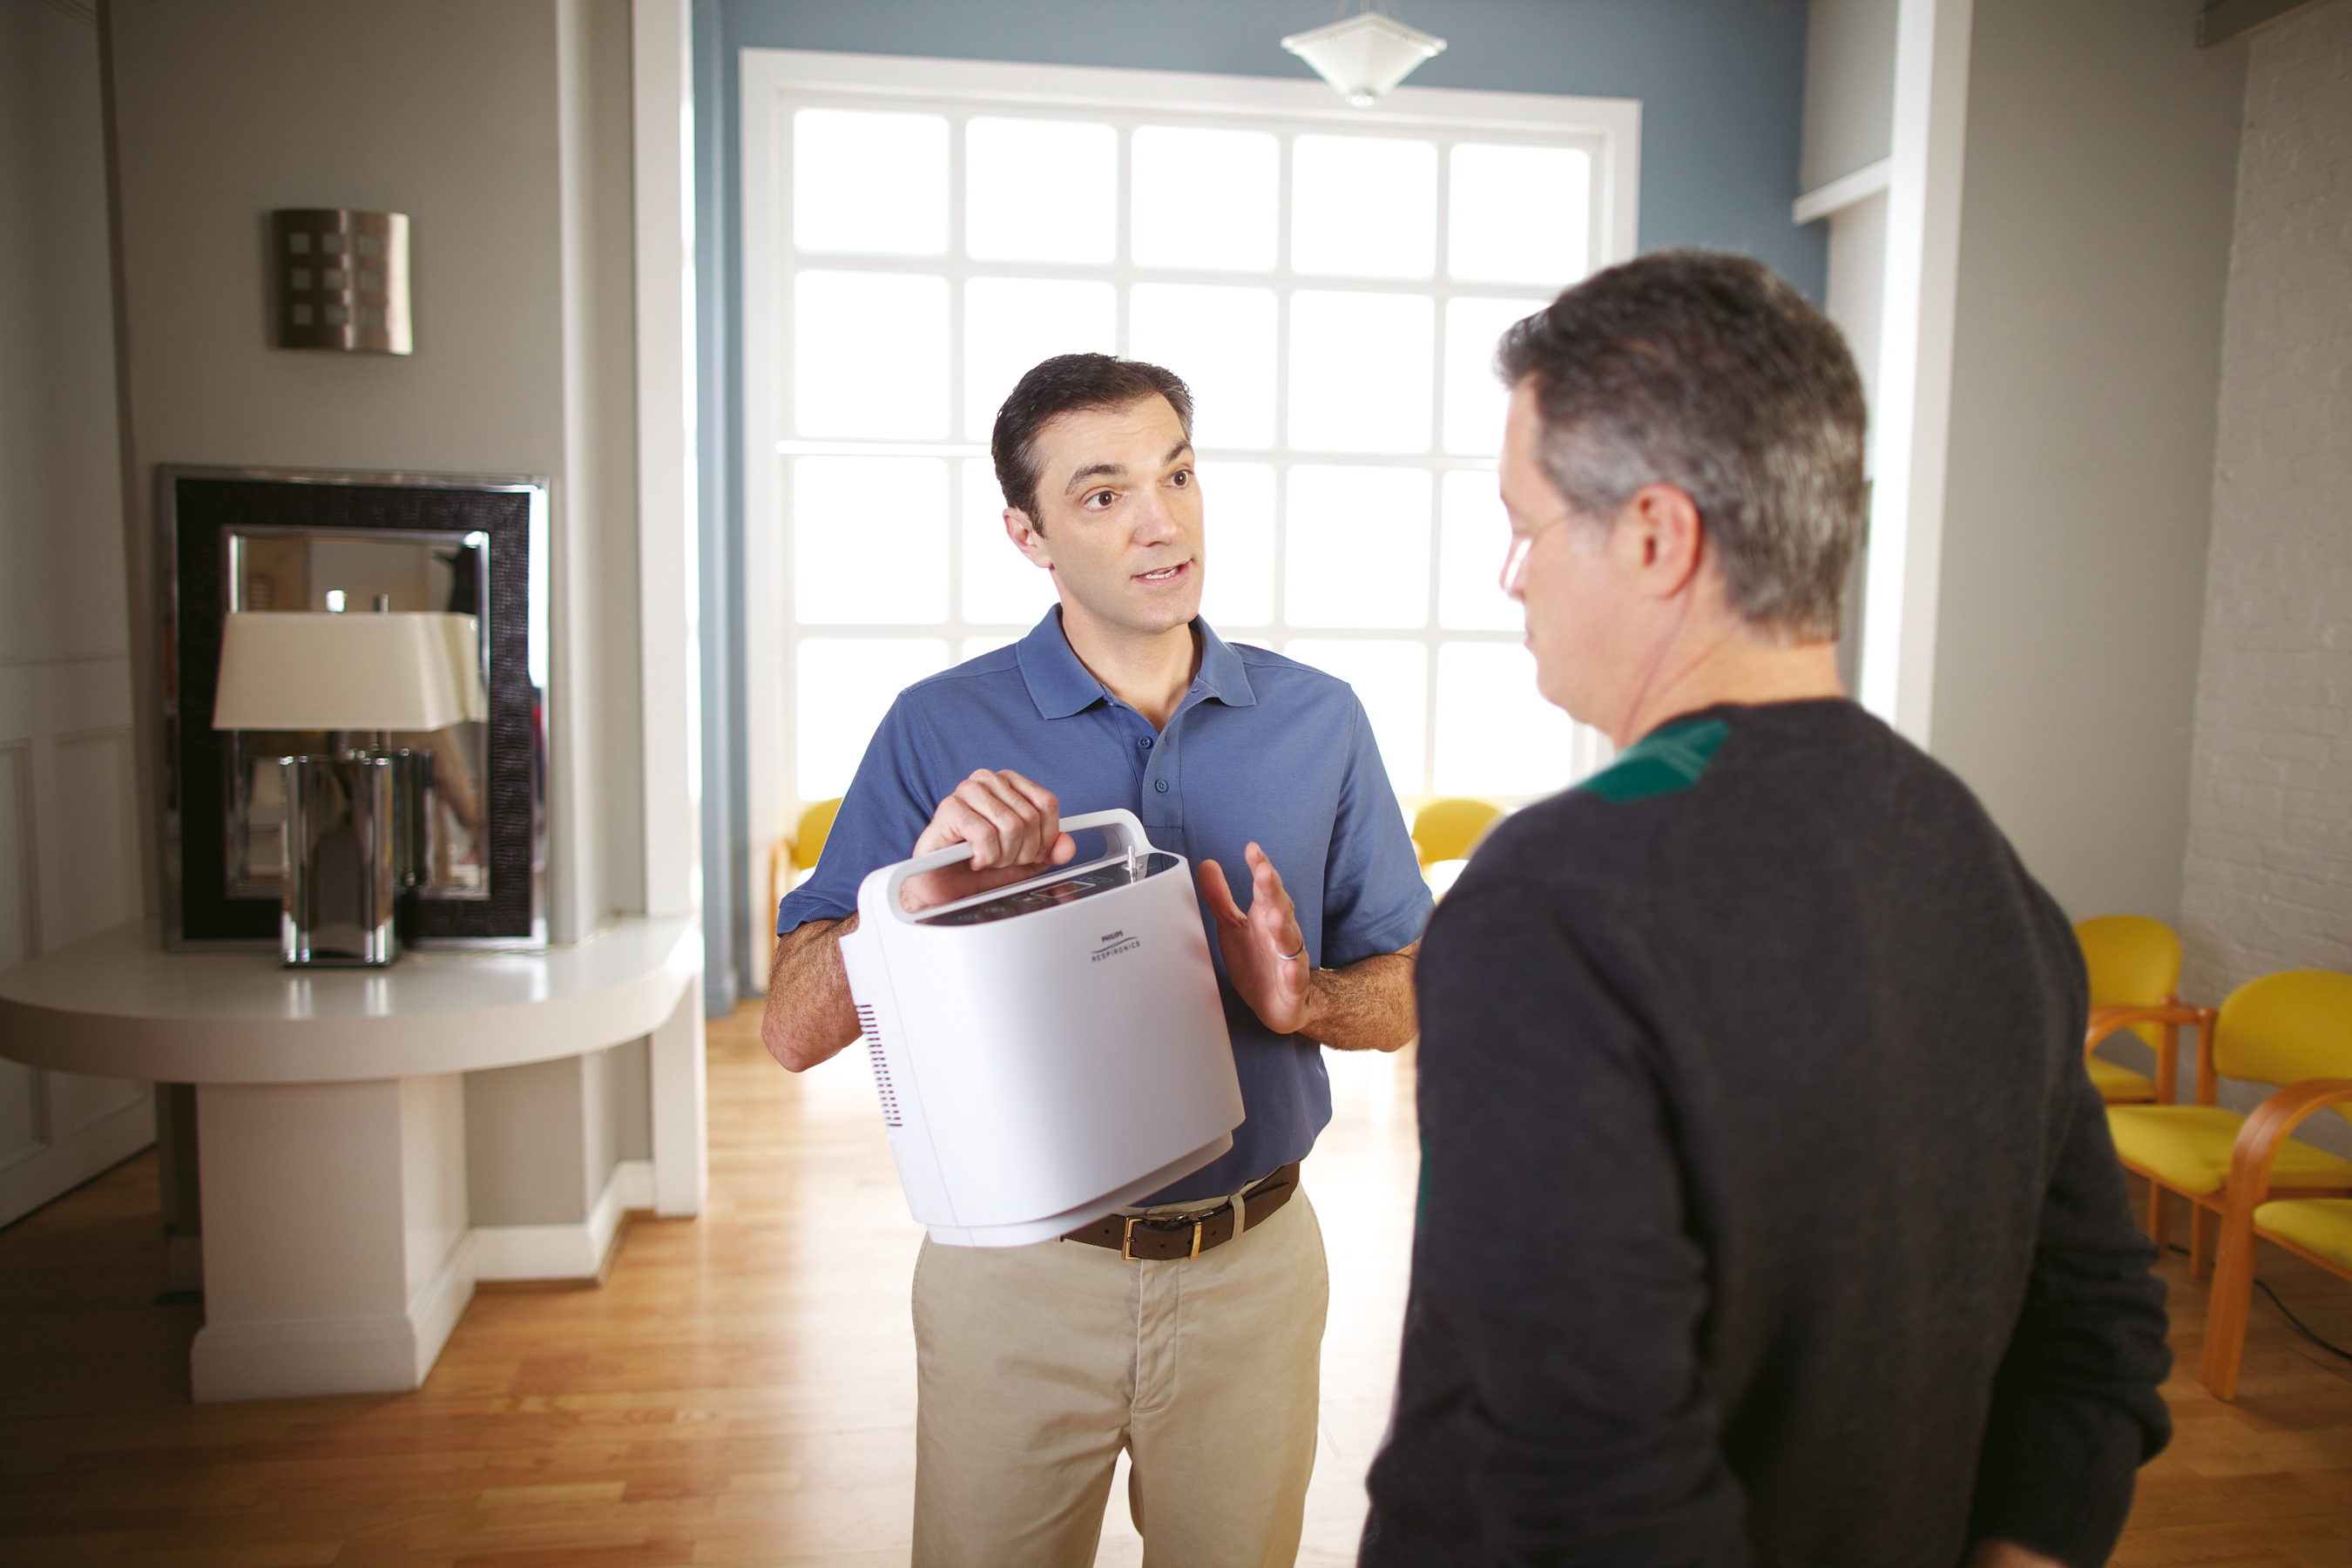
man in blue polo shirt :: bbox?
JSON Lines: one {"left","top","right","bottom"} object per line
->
{"left": 764, "top": 354, "right": 1431, "bottom": 1567}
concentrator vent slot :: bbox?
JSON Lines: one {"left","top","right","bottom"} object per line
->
{"left": 855, "top": 1004, "right": 902, "bottom": 1126}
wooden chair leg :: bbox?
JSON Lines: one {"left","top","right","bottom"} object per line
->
{"left": 2201, "top": 1215, "right": 2261, "bottom": 1400}
{"left": 2191, "top": 1204, "right": 2218, "bottom": 1277}
{"left": 2147, "top": 1183, "right": 2169, "bottom": 1252}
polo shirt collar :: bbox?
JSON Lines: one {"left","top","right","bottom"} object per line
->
{"left": 1193, "top": 618, "right": 1257, "bottom": 709}
{"left": 1017, "top": 607, "right": 1258, "bottom": 720}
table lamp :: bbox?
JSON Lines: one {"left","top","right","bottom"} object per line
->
{"left": 213, "top": 606, "right": 487, "bottom": 966}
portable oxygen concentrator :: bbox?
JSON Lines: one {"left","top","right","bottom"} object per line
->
{"left": 836, "top": 808, "right": 1245, "bottom": 1247}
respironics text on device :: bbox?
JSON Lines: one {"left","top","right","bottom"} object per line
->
{"left": 837, "top": 808, "right": 1245, "bottom": 1247}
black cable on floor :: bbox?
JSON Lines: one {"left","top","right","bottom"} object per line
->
{"left": 2166, "top": 1241, "right": 2352, "bottom": 1363}
{"left": 2252, "top": 1276, "right": 2352, "bottom": 1363}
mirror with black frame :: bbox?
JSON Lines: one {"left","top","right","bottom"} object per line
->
{"left": 163, "top": 468, "right": 545, "bottom": 949}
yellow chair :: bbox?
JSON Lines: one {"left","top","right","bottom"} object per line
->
{"left": 1412, "top": 797, "right": 1501, "bottom": 869}
{"left": 2197, "top": 1078, "right": 2352, "bottom": 1400}
{"left": 2107, "top": 969, "right": 2352, "bottom": 1277}
{"left": 767, "top": 798, "right": 842, "bottom": 958}
{"left": 2075, "top": 915, "right": 2190, "bottom": 1105}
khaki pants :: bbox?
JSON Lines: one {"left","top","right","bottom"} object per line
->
{"left": 910, "top": 1184, "right": 1328, "bottom": 1568}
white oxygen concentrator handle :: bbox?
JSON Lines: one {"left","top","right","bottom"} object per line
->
{"left": 875, "top": 808, "right": 1154, "bottom": 924}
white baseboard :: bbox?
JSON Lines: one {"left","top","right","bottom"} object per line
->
{"left": 185, "top": 1156, "right": 648, "bottom": 1401}
{"left": 190, "top": 1229, "right": 476, "bottom": 1402}
{"left": 0, "top": 1087, "right": 154, "bottom": 1228}
{"left": 409, "top": 1226, "right": 477, "bottom": 1375}
{"left": 471, "top": 1157, "right": 653, "bottom": 1281}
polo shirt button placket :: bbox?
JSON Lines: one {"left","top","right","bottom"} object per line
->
{"left": 1143, "top": 729, "right": 1178, "bottom": 828}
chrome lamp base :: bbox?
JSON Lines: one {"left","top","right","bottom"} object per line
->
{"left": 280, "top": 753, "right": 402, "bottom": 967}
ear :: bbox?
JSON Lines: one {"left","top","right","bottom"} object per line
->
{"left": 1616, "top": 483, "right": 1707, "bottom": 601}
{"left": 1004, "top": 508, "right": 1054, "bottom": 571}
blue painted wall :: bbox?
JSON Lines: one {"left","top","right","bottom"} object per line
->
{"left": 719, "top": 0, "right": 1822, "bottom": 291}
{"left": 694, "top": 0, "right": 1820, "bottom": 1004}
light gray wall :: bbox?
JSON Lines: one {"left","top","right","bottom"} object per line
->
{"left": 1801, "top": 0, "right": 1896, "bottom": 191}
{"left": 558, "top": 0, "right": 648, "bottom": 928}
{"left": 0, "top": 0, "right": 125, "bottom": 672}
{"left": 0, "top": 0, "right": 153, "bottom": 1226}
{"left": 2176, "top": 0, "right": 2352, "bottom": 1156}
{"left": 470, "top": 1053, "right": 575, "bottom": 1227}
{"left": 611, "top": 1034, "right": 652, "bottom": 1161}
{"left": 1927, "top": 0, "right": 2244, "bottom": 927}
{"left": 466, "top": 1040, "right": 652, "bottom": 1226}
{"left": 103, "top": 0, "right": 645, "bottom": 940}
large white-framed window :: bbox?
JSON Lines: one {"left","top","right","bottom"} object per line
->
{"left": 741, "top": 50, "right": 1639, "bottom": 964}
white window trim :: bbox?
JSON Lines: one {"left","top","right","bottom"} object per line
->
{"left": 740, "top": 49, "right": 1640, "bottom": 979}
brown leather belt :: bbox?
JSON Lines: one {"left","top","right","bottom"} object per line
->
{"left": 1060, "top": 1163, "right": 1301, "bottom": 1261}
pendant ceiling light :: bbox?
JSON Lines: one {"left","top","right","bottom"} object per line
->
{"left": 1281, "top": 3, "right": 1447, "bottom": 108}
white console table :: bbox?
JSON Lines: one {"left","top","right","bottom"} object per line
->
{"left": 0, "top": 917, "right": 704, "bottom": 1402}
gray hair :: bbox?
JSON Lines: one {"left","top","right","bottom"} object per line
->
{"left": 1497, "top": 251, "right": 1867, "bottom": 641}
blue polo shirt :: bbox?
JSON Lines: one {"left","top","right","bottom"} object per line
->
{"left": 778, "top": 607, "right": 1433, "bottom": 1203}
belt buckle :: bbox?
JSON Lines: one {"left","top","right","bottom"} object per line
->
{"left": 1119, "top": 1214, "right": 1206, "bottom": 1260}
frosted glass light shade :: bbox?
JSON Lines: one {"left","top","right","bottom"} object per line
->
{"left": 1281, "top": 12, "right": 1447, "bottom": 107}
{"left": 213, "top": 612, "right": 485, "bottom": 732}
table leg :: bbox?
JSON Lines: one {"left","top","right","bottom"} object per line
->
{"left": 189, "top": 1074, "right": 471, "bottom": 1402}
{"left": 650, "top": 982, "right": 706, "bottom": 1218}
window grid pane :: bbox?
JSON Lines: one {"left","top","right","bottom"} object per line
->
{"left": 794, "top": 108, "right": 949, "bottom": 256}
{"left": 794, "top": 457, "right": 950, "bottom": 625}
{"left": 967, "top": 118, "right": 1119, "bottom": 264}
{"left": 963, "top": 277, "right": 1118, "bottom": 441}
{"left": 777, "top": 95, "right": 1617, "bottom": 816}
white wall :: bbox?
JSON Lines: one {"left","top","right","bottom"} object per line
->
{"left": 1925, "top": 0, "right": 2244, "bottom": 924}
{"left": 2177, "top": 0, "right": 2352, "bottom": 1155}
{"left": 104, "top": 0, "right": 645, "bottom": 943}
{"left": 0, "top": 0, "right": 155, "bottom": 1225}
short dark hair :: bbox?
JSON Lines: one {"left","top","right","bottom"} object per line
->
{"left": 1497, "top": 250, "right": 1867, "bottom": 640}
{"left": 990, "top": 355, "right": 1193, "bottom": 533}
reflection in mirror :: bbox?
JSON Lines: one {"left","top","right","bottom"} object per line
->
{"left": 223, "top": 527, "right": 491, "bottom": 902}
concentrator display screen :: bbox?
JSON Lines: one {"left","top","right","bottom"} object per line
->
{"left": 917, "top": 851, "right": 1182, "bottom": 926}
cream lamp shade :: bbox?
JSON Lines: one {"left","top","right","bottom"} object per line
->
{"left": 213, "top": 612, "right": 487, "bottom": 732}
{"left": 1281, "top": 10, "right": 1446, "bottom": 107}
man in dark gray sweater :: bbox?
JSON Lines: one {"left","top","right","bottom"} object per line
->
{"left": 1361, "top": 253, "right": 2172, "bottom": 1568}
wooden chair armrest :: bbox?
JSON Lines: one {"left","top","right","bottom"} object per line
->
{"left": 2083, "top": 999, "right": 2213, "bottom": 1105}
{"left": 2082, "top": 1002, "right": 2213, "bottom": 1047}
{"left": 2203, "top": 1077, "right": 2352, "bottom": 1398}
{"left": 2220, "top": 1079, "right": 2352, "bottom": 1220}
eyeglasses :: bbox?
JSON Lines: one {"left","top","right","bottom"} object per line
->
{"left": 1498, "top": 510, "right": 1575, "bottom": 593}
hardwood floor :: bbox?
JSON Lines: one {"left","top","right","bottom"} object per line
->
{"left": 2, "top": 1005, "right": 2348, "bottom": 1565}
